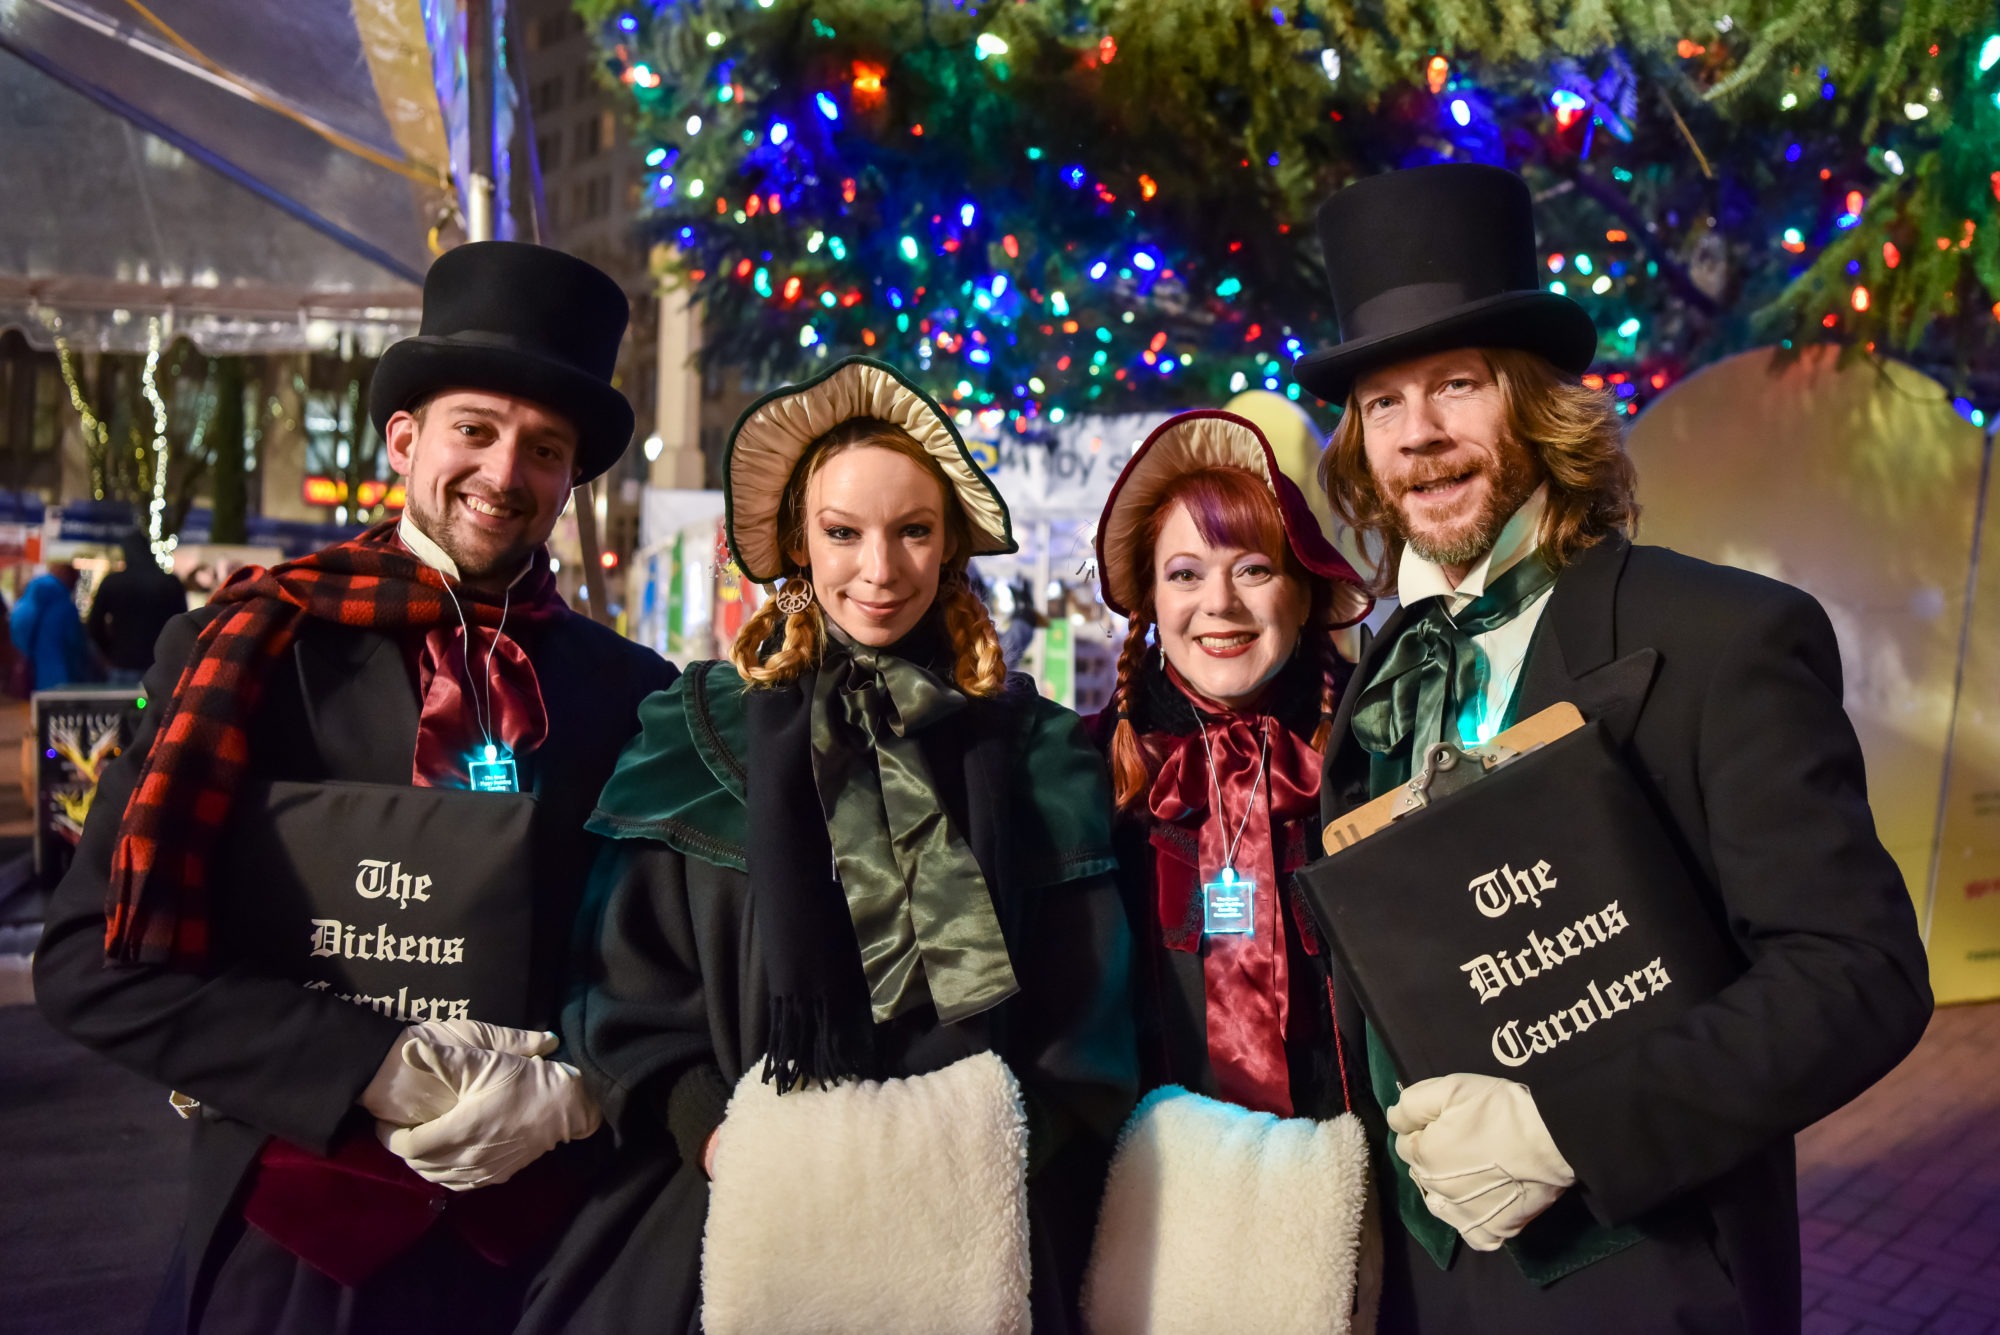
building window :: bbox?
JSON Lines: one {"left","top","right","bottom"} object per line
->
{"left": 536, "top": 132, "right": 560, "bottom": 172}
{"left": 530, "top": 76, "right": 562, "bottom": 115}
{"left": 574, "top": 63, "right": 594, "bottom": 100}
{"left": 598, "top": 109, "right": 617, "bottom": 152}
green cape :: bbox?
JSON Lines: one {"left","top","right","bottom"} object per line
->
{"left": 587, "top": 660, "right": 1117, "bottom": 888}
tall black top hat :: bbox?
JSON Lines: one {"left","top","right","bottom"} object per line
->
{"left": 1292, "top": 164, "right": 1597, "bottom": 405}
{"left": 368, "top": 241, "right": 635, "bottom": 482}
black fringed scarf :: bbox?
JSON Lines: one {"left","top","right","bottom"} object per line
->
{"left": 742, "top": 615, "right": 1023, "bottom": 1092}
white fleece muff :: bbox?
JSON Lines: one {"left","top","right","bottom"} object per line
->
{"left": 699, "top": 1050, "right": 1031, "bottom": 1335}
{"left": 1085, "top": 1086, "right": 1375, "bottom": 1335}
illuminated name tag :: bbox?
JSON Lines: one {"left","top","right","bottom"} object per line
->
{"left": 468, "top": 744, "right": 518, "bottom": 793}
{"left": 1203, "top": 867, "right": 1255, "bottom": 936}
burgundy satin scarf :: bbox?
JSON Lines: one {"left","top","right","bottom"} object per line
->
{"left": 1146, "top": 668, "right": 1323, "bottom": 1116}
{"left": 412, "top": 622, "right": 550, "bottom": 788}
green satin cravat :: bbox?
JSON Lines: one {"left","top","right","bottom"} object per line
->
{"left": 1350, "top": 552, "right": 1558, "bottom": 771}
{"left": 810, "top": 637, "right": 1020, "bottom": 1026}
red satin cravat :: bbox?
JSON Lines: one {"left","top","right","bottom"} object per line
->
{"left": 412, "top": 623, "right": 549, "bottom": 788}
{"left": 1146, "top": 672, "right": 1323, "bottom": 1116}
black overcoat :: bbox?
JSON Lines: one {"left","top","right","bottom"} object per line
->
{"left": 34, "top": 602, "right": 675, "bottom": 1332}
{"left": 1318, "top": 537, "right": 1932, "bottom": 1335}
{"left": 519, "top": 666, "right": 1138, "bottom": 1335}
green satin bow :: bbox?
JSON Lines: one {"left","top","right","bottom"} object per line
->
{"left": 810, "top": 636, "right": 1019, "bottom": 1026}
{"left": 1350, "top": 552, "right": 1558, "bottom": 768}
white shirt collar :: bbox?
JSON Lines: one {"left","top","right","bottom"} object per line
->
{"left": 397, "top": 513, "right": 533, "bottom": 590}
{"left": 1396, "top": 483, "right": 1550, "bottom": 615}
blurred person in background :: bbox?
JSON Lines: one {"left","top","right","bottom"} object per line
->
{"left": 88, "top": 530, "right": 190, "bottom": 688}
{"left": 10, "top": 560, "right": 95, "bottom": 691}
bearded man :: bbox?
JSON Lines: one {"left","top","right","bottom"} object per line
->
{"left": 35, "top": 242, "right": 676, "bottom": 1334}
{"left": 1299, "top": 164, "right": 1931, "bottom": 1334}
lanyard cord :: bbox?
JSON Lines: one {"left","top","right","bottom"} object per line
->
{"left": 1196, "top": 714, "right": 1269, "bottom": 876}
{"left": 439, "top": 578, "right": 511, "bottom": 753}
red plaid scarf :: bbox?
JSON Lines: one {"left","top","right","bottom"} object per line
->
{"left": 104, "top": 521, "right": 567, "bottom": 966}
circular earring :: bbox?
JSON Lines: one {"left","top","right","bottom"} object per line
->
{"left": 774, "top": 578, "right": 815, "bottom": 616}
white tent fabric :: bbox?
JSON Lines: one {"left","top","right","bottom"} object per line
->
{"left": 0, "top": 0, "right": 508, "bottom": 353}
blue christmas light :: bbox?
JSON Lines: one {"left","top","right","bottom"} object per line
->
{"left": 887, "top": 288, "right": 905, "bottom": 308}
{"left": 645, "top": 147, "right": 667, "bottom": 166}
{"left": 990, "top": 274, "right": 1008, "bottom": 297}
{"left": 816, "top": 91, "right": 839, "bottom": 121}
{"left": 1049, "top": 290, "right": 1069, "bottom": 316}
{"left": 969, "top": 348, "right": 992, "bottom": 364}
{"left": 1064, "top": 165, "right": 1086, "bottom": 189}
{"left": 771, "top": 121, "right": 790, "bottom": 145}
{"left": 960, "top": 202, "right": 977, "bottom": 226}
{"left": 1450, "top": 98, "right": 1471, "bottom": 126}
{"left": 618, "top": 14, "right": 637, "bottom": 31}
{"left": 1132, "top": 250, "right": 1157, "bottom": 271}
{"left": 1088, "top": 260, "right": 1108, "bottom": 280}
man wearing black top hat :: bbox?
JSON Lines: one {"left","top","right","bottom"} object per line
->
{"left": 1299, "top": 164, "right": 1930, "bottom": 1333}
{"left": 35, "top": 242, "right": 676, "bottom": 1334}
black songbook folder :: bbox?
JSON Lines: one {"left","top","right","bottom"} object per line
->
{"left": 1300, "top": 714, "right": 1736, "bottom": 1087}
{"left": 214, "top": 780, "right": 541, "bottom": 1029}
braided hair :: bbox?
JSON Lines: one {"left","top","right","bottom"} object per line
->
{"left": 1105, "top": 465, "right": 1354, "bottom": 813}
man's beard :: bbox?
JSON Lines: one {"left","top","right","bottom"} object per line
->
{"left": 1390, "top": 441, "right": 1542, "bottom": 570}
{"left": 405, "top": 492, "right": 535, "bottom": 582}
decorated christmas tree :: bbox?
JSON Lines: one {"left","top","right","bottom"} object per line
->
{"left": 576, "top": 0, "right": 1999, "bottom": 428}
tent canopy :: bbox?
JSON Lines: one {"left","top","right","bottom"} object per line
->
{"left": 0, "top": 0, "right": 499, "bottom": 353}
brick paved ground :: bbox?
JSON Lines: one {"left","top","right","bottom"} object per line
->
{"left": 1796, "top": 1000, "right": 2000, "bottom": 1334}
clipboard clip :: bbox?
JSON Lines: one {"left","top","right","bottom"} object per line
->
{"left": 1387, "top": 737, "right": 1524, "bottom": 821}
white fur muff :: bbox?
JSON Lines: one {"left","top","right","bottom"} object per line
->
{"left": 1085, "top": 1086, "right": 1376, "bottom": 1334}
{"left": 699, "top": 1050, "right": 1031, "bottom": 1335}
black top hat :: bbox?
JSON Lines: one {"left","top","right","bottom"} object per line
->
{"left": 368, "top": 241, "right": 635, "bottom": 482}
{"left": 1292, "top": 164, "right": 1597, "bottom": 405}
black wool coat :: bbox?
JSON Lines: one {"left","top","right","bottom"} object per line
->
{"left": 520, "top": 665, "right": 1137, "bottom": 1335}
{"left": 34, "top": 602, "right": 675, "bottom": 1333}
{"left": 1318, "top": 536, "right": 1932, "bottom": 1335}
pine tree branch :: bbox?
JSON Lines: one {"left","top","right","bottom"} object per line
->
{"left": 1541, "top": 157, "right": 1722, "bottom": 320}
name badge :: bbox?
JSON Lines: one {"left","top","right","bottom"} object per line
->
{"left": 468, "top": 756, "right": 519, "bottom": 793}
{"left": 1203, "top": 867, "right": 1255, "bottom": 936}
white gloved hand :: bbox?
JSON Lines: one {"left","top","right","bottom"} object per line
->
{"left": 1386, "top": 1072, "right": 1575, "bottom": 1252}
{"left": 378, "top": 1041, "right": 601, "bottom": 1191}
{"left": 358, "top": 1020, "right": 558, "bottom": 1126}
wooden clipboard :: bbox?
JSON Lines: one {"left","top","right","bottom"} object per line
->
{"left": 1322, "top": 701, "right": 1586, "bottom": 853}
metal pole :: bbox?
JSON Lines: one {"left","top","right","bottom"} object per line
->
{"left": 463, "top": 0, "right": 496, "bottom": 241}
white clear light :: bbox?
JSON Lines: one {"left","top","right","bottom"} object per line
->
{"left": 1049, "top": 407, "right": 1065, "bottom": 423}
{"left": 686, "top": 115, "right": 703, "bottom": 135}
{"left": 1884, "top": 150, "right": 1904, "bottom": 174}
{"left": 705, "top": 30, "right": 723, "bottom": 47}
{"left": 1903, "top": 102, "right": 1928, "bottom": 120}
{"left": 975, "top": 33, "right": 1009, "bottom": 58}
{"left": 1548, "top": 280, "right": 1567, "bottom": 295}
{"left": 1319, "top": 49, "right": 1340, "bottom": 82}
{"left": 808, "top": 231, "right": 825, "bottom": 252}
{"left": 1591, "top": 275, "right": 1613, "bottom": 295}
{"left": 771, "top": 122, "right": 789, "bottom": 145}
{"left": 1229, "top": 371, "right": 1248, "bottom": 392}
{"left": 960, "top": 202, "right": 976, "bottom": 226}
{"left": 550, "top": 557, "right": 561, "bottom": 573}
{"left": 1028, "top": 376, "right": 1046, "bottom": 393}
{"left": 800, "top": 325, "right": 818, "bottom": 347}
{"left": 991, "top": 274, "right": 1008, "bottom": 297}
{"left": 1450, "top": 99, "right": 1471, "bottom": 127}
{"left": 1983, "top": 36, "right": 2000, "bottom": 72}
{"left": 1780, "top": 92, "right": 1798, "bottom": 110}
{"left": 643, "top": 434, "right": 664, "bottom": 462}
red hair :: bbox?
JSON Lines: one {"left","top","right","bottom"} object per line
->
{"left": 1107, "top": 466, "right": 1345, "bottom": 812}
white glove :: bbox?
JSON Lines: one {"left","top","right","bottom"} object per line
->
{"left": 378, "top": 1042, "right": 601, "bottom": 1191}
{"left": 1386, "top": 1072, "right": 1575, "bottom": 1252}
{"left": 358, "top": 1020, "right": 558, "bottom": 1126}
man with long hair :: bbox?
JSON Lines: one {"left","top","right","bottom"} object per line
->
{"left": 1299, "top": 164, "right": 1930, "bottom": 1333}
